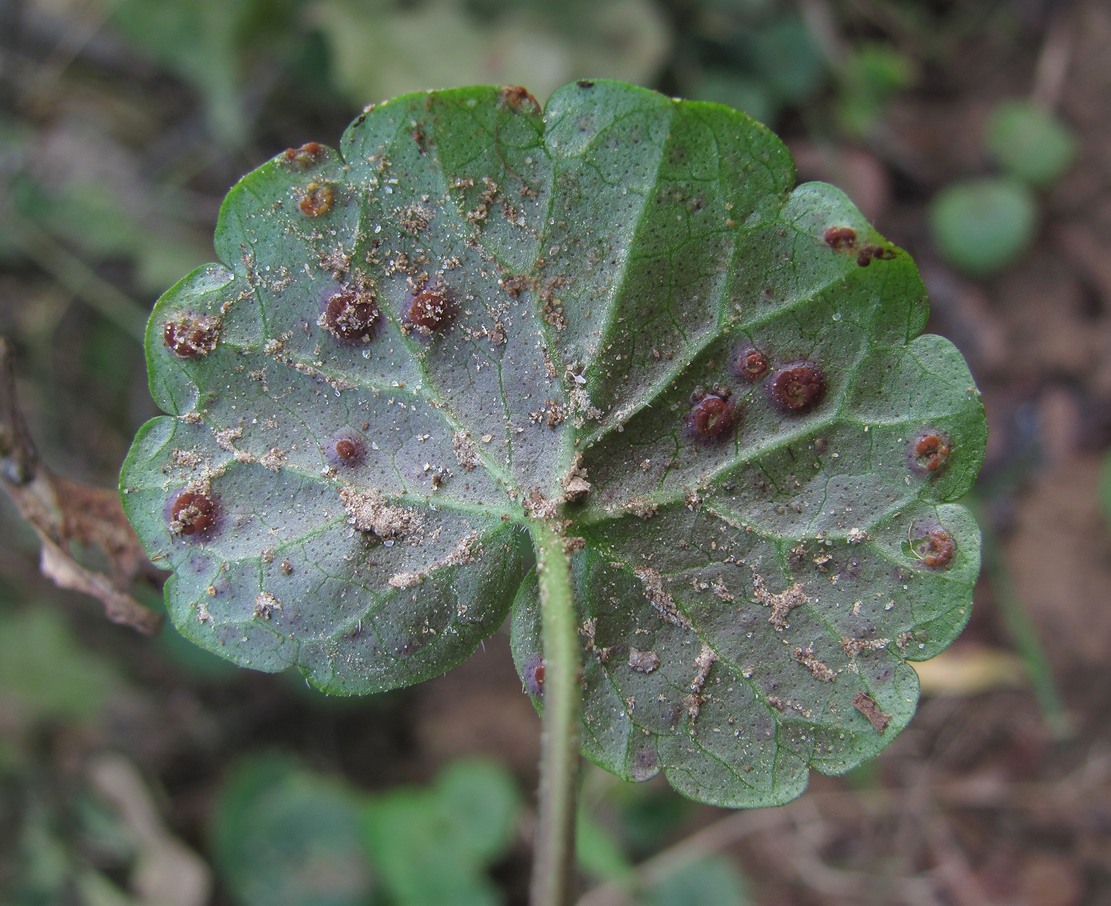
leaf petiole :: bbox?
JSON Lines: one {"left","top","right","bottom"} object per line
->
{"left": 530, "top": 517, "right": 581, "bottom": 906}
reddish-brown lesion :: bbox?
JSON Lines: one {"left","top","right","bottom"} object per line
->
{"left": 163, "top": 315, "right": 220, "bottom": 358}
{"left": 687, "top": 388, "right": 737, "bottom": 443}
{"left": 768, "top": 362, "right": 827, "bottom": 414}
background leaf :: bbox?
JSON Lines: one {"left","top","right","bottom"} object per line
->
{"left": 121, "top": 80, "right": 985, "bottom": 808}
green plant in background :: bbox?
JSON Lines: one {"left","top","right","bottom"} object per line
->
{"left": 118, "top": 78, "right": 986, "bottom": 904}
{"left": 929, "top": 98, "right": 1077, "bottom": 278}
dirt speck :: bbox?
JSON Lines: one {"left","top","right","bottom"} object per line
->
{"left": 753, "top": 575, "right": 808, "bottom": 629}
{"left": 635, "top": 567, "right": 692, "bottom": 629}
{"left": 794, "top": 646, "right": 836, "bottom": 682}
{"left": 852, "top": 691, "right": 891, "bottom": 733}
{"left": 253, "top": 592, "right": 281, "bottom": 620}
{"left": 628, "top": 647, "right": 660, "bottom": 673}
{"left": 340, "top": 488, "right": 424, "bottom": 542}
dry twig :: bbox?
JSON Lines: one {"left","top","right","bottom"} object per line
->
{"left": 0, "top": 336, "right": 162, "bottom": 634}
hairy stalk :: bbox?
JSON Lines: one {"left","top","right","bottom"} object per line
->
{"left": 530, "top": 519, "right": 581, "bottom": 906}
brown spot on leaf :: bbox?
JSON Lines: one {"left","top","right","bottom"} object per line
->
{"left": 628, "top": 647, "right": 660, "bottom": 673}
{"left": 768, "top": 362, "right": 827, "bottom": 414}
{"left": 824, "top": 226, "right": 857, "bottom": 251}
{"left": 498, "top": 84, "right": 541, "bottom": 115}
{"left": 319, "top": 286, "right": 378, "bottom": 343}
{"left": 283, "top": 142, "right": 326, "bottom": 169}
{"left": 910, "top": 429, "right": 953, "bottom": 476}
{"left": 163, "top": 316, "right": 220, "bottom": 358}
{"left": 524, "top": 654, "right": 545, "bottom": 696}
{"left": 734, "top": 345, "right": 769, "bottom": 381}
{"left": 326, "top": 431, "right": 366, "bottom": 468}
{"left": 406, "top": 284, "right": 454, "bottom": 334}
{"left": 911, "top": 526, "right": 957, "bottom": 570}
{"left": 298, "top": 182, "right": 335, "bottom": 217}
{"left": 169, "top": 491, "right": 217, "bottom": 539}
{"left": 688, "top": 391, "right": 736, "bottom": 442}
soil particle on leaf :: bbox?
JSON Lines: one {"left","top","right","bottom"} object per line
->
{"left": 560, "top": 456, "right": 591, "bottom": 503}
{"left": 260, "top": 448, "right": 286, "bottom": 472}
{"left": 628, "top": 647, "right": 660, "bottom": 673}
{"left": 388, "top": 570, "right": 426, "bottom": 589}
{"left": 852, "top": 691, "right": 891, "bottom": 733}
{"left": 339, "top": 488, "right": 424, "bottom": 542}
{"left": 253, "top": 592, "right": 281, "bottom": 620}
{"left": 634, "top": 567, "right": 693, "bottom": 629}
{"left": 840, "top": 636, "right": 890, "bottom": 657}
{"left": 451, "top": 431, "right": 478, "bottom": 471}
{"left": 687, "top": 644, "right": 717, "bottom": 725}
{"left": 399, "top": 203, "right": 432, "bottom": 234}
{"left": 623, "top": 498, "right": 658, "bottom": 519}
{"left": 752, "top": 574, "right": 808, "bottom": 629}
{"left": 794, "top": 646, "right": 836, "bottom": 682}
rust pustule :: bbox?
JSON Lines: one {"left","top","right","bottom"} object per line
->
{"left": 688, "top": 391, "right": 736, "bottom": 442}
{"left": 163, "top": 316, "right": 219, "bottom": 358}
{"left": 169, "top": 491, "right": 217, "bottom": 539}
{"left": 768, "top": 362, "right": 826, "bottom": 414}
{"left": 319, "top": 287, "right": 378, "bottom": 343}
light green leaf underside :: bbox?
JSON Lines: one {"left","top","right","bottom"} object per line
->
{"left": 121, "top": 81, "right": 985, "bottom": 807}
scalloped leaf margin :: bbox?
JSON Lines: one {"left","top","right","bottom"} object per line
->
{"left": 121, "top": 80, "right": 986, "bottom": 808}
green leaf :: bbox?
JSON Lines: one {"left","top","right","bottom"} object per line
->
{"left": 985, "top": 99, "right": 1077, "bottom": 189}
{"left": 121, "top": 80, "right": 986, "bottom": 808}
{"left": 644, "top": 855, "right": 749, "bottom": 906}
{"left": 929, "top": 176, "right": 1038, "bottom": 277}
{"left": 362, "top": 759, "right": 521, "bottom": 906}
{"left": 212, "top": 755, "right": 375, "bottom": 906}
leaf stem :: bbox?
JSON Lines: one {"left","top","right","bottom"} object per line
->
{"left": 530, "top": 518, "right": 581, "bottom": 906}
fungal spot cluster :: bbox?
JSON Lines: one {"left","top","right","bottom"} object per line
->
{"left": 909, "top": 526, "right": 956, "bottom": 570}
{"left": 169, "top": 490, "right": 217, "bottom": 539}
{"left": 734, "top": 345, "right": 769, "bottom": 382}
{"left": 283, "top": 142, "right": 326, "bottom": 169}
{"left": 298, "top": 182, "right": 335, "bottom": 217}
{"left": 319, "top": 285, "right": 379, "bottom": 343}
{"left": 687, "top": 389, "right": 735, "bottom": 443}
{"left": 163, "top": 315, "right": 220, "bottom": 358}
{"left": 768, "top": 362, "right": 827, "bottom": 414}
{"left": 909, "top": 429, "right": 952, "bottom": 476}
{"left": 823, "top": 224, "right": 897, "bottom": 267}
{"left": 326, "top": 430, "right": 367, "bottom": 468}
{"left": 685, "top": 341, "right": 831, "bottom": 447}
{"left": 405, "top": 284, "right": 454, "bottom": 335}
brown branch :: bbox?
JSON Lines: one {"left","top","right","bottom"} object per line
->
{"left": 0, "top": 337, "right": 163, "bottom": 635}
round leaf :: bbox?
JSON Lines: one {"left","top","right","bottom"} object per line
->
{"left": 121, "top": 80, "right": 986, "bottom": 808}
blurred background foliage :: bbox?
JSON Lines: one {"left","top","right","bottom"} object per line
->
{"left": 2, "top": 0, "right": 1107, "bottom": 903}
